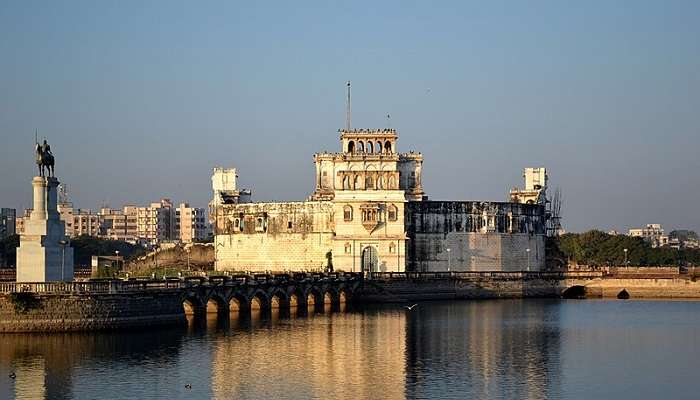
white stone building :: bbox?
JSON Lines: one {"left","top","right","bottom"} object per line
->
{"left": 213, "top": 128, "right": 546, "bottom": 273}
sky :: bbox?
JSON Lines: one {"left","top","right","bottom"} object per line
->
{"left": 1, "top": 0, "right": 699, "bottom": 233}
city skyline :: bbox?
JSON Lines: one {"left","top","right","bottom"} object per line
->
{"left": 1, "top": 1, "right": 699, "bottom": 233}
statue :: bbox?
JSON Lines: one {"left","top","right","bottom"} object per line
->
{"left": 35, "top": 138, "right": 55, "bottom": 177}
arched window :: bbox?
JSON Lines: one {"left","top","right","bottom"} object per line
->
{"left": 354, "top": 175, "right": 361, "bottom": 190}
{"left": 388, "top": 175, "right": 396, "bottom": 189}
{"left": 343, "top": 175, "right": 350, "bottom": 190}
{"left": 384, "top": 141, "right": 392, "bottom": 153}
{"left": 367, "top": 141, "right": 373, "bottom": 154}
{"left": 343, "top": 206, "right": 353, "bottom": 222}
{"left": 377, "top": 141, "right": 382, "bottom": 153}
{"left": 377, "top": 174, "right": 384, "bottom": 189}
{"left": 347, "top": 141, "right": 355, "bottom": 153}
{"left": 366, "top": 176, "right": 374, "bottom": 189}
{"left": 358, "top": 141, "right": 364, "bottom": 152}
{"left": 388, "top": 205, "right": 398, "bottom": 221}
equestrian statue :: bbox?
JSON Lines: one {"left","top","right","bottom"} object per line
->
{"left": 35, "top": 139, "right": 55, "bottom": 178}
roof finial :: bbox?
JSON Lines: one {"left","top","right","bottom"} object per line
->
{"left": 346, "top": 81, "right": 351, "bottom": 131}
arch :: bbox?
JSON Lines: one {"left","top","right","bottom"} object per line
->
{"left": 384, "top": 141, "right": 392, "bottom": 153}
{"left": 362, "top": 246, "right": 379, "bottom": 273}
{"left": 617, "top": 289, "right": 630, "bottom": 299}
{"left": 182, "top": 295, "right": 204, "bottom": 316}
{"left": 388, "top": 175, "right": 396, "bottom": 189}
{"left": 366, "top": 176, "right": 374, "bottom": 189}
{"left": 377, "top": 141, "right": 382, "bottom": 153}
{"left": 270, "top": 289, "right": 288, "bottom": 309}
{"left": 250, "top": 291, "right": 270, "bottom": 311}
{"left": 343, "top": 175, "right": 350, "bottom": 190}
{"left": 347, "top": 140, "right": 355, "bottom": 153}
{"left": 387, "top": 204, "right": 398, "bottom": 221}
{"left": 338, "top": 289, "right": 348, "bottom": 304}
{"left": 357, "top": 141, "right": 364, "bottom": 152}
{"left": 377, "top": 174, "right": 384, "bottom": 189}
{"left": 206, "top": 295, "right": 227, "bottom": 314}
{"left": 344, "top": 205, "right": 353, "bottom": 222}
{"left": 561, "top": 285, "right": 586, "bottom": 299}
{"left": 354, "top": 175, "right": 361, "bottom": 190}
{"left": 229, "top": 293, "right": 248, "bottom": 314}
{"left": 367, "top": 141, "right": 374, "bottom": 153}
{"left": 306, "top": 289, "right": 323, "bottom": 312}
{"left": 289, "top": 291, "right": 302, "bottom": 308}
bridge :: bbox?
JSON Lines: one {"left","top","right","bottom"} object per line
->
{"left": 0, "top": 272, "right": 363, "bottom": 330}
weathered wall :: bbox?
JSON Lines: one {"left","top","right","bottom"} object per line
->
{"left": 0, "top": 291, "right": 185, "bottom": 332}
{"left": 406, "top": 201, "right": 546, "bottom": 272}
{"left": 214, "top": 201, "right": 334, "bottom": 272}
{"left": 357, "top": 274, "right": 700, "bottom": 302}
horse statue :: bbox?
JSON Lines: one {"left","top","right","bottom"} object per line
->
{"left": 35, "top": 140, "right": 55, "bottom": 177}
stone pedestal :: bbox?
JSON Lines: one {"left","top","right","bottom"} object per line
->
{"left": 16, "top": 177, "right": 74, "bottom": 282}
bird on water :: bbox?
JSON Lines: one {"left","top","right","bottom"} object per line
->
{"left": 9, "top": 372, "right": 16, "bottom": 379}
{"left": 405, "top": 304, "right": 418, "bottom": 310}
{"left": 185, "top": 384, "right": 192, "bottom": 390}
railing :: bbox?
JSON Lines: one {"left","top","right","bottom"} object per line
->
{"left": 368, "top": 271, "right": 605, "bottom": 281}
{"left": 0, "top": 272, "right": 363, "bottom": 294}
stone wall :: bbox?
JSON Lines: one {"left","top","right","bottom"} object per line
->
{"left": 406, "top": 201, "right": 546, "bottom": 272}
{"left": 357, "top": 273, "right": 700, "bottom": 302}
{"left": 0, "top": 291, "right": 185, "bottom": 332}
{"left": 214, "top": 201, "right": 334, "bottom": 272}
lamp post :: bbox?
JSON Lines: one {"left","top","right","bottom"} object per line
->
{"left": 58, "top": 240, "right": 68, "bottom": 281}
{"left": 526, "top": 248, "right": 531, "bottom": 272}
{"left": 623, "top": 248, "right": 628, "bottom": 266}
{"left": 115, "top": 250, "right": 120, "bottom": 272}
{"left": 186, "top": 248, "right": 191, "bottom": 271}
{"left": 446, "top": 248, "right": 451, "bottom": 272}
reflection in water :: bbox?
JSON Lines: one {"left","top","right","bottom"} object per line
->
{"left": 405, "top": 300, "right": 561, "bottom": 400}
{"left": 2, "top": 300, "right": 700, "bottom": 399}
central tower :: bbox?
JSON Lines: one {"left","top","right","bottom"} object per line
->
{"left": 310, "top": 127, "right": 424, "bottom": 273}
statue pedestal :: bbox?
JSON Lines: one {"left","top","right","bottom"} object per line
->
{"left": 16, "top": 177, "right": 74, "bottom": 282}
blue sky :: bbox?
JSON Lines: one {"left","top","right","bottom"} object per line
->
{"left": 1, "top": 0, "right": 699, "bottom": 233}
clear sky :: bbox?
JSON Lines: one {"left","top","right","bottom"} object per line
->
{"left": 1, "top": 1, "right": 699, "bottom": 233}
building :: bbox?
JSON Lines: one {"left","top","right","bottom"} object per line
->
{"left": 628, "top": 224, "right": 665, "bottom": 248}
{"left": 57, "top": 202, "right": 101, "bottom": 237}
{"left": 1, "top": 208, "right": 16, "bottom": 239}
{"left": 98, "top": 205, "right": 139, "bottom": 242}
{"left": 213, "top": 128, "right": 546, "bottom": 273}
{"left": 176, "top": 203, "right": 209, "bottom": 243}
{"left": 136, "top": 199, "right": 175, "bottom": 246}
{"left": 510, "top": 168, "right": 548, "bottom": 205}
{"left": 211, "top": 168, "right": 252, "bottom": 207}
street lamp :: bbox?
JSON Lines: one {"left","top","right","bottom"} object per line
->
{"left": 58, "top": 240, "right": 68, "bottom": 281}
{"left": 526, "top": 248, "right": 531, "bottom": 272}
{"left": 115, "top": 250, "right": 120, "bottom": 273}
{"left": 446, "top": 248, "right": 451, "bottom": 272}
{"left": 623, "top": 248, "right": 628, "bottom": 266}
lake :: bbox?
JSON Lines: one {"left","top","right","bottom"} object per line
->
{"left": 1, "top": 299, "right": 699, "bottom": 399}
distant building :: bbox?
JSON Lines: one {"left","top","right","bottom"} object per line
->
{"left": 57, "top": 202, "right": 101, "bottom": 237}
{"left": 137, "top": 199, "right": 175, "bottom": 246}
{"left": 0, "top": 208, "right": 16, "bottom": 239}
{"left": 99, "top": 206, "right": 139, "bottom": 243}
{"left": 628, "top": 224, "right": 665, "bottom": 248}
{"left": 176, "top": 203, "right": 209, "bottom": 243}
{"left": 14, "top": 209, "right": 31, "bottom": 235}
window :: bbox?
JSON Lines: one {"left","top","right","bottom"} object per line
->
{"left": 288, "top": 221, "right": 293, "bottom": 229}
{"left": 366, "top": 176, "right": 374, "bottom": 189}
{"left": 385, "top": 140, "right": 392, "bottom": 153}
{"left": 343, "top": 206, "right": 353, "bottom": 222}
{"left": 389, "top": 243, "right": 396, "bottom": 254}
{"left": 358, "top": 141, "right": 364, "bottom": 152}
{"left": 388, "top": 205, "right": 398, "bottom": 221}
{"left": 367, "top": 141, "right": 374, "bottom": 153}
{"left": 345, "top": 243, "right": 352, "bottom": 253}
{"left": 348, "top": 140, "right": 355, "bottom": 153}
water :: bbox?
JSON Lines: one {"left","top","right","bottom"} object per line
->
{"left": 1, "top": 299, "right": 700, "bottom": 400}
